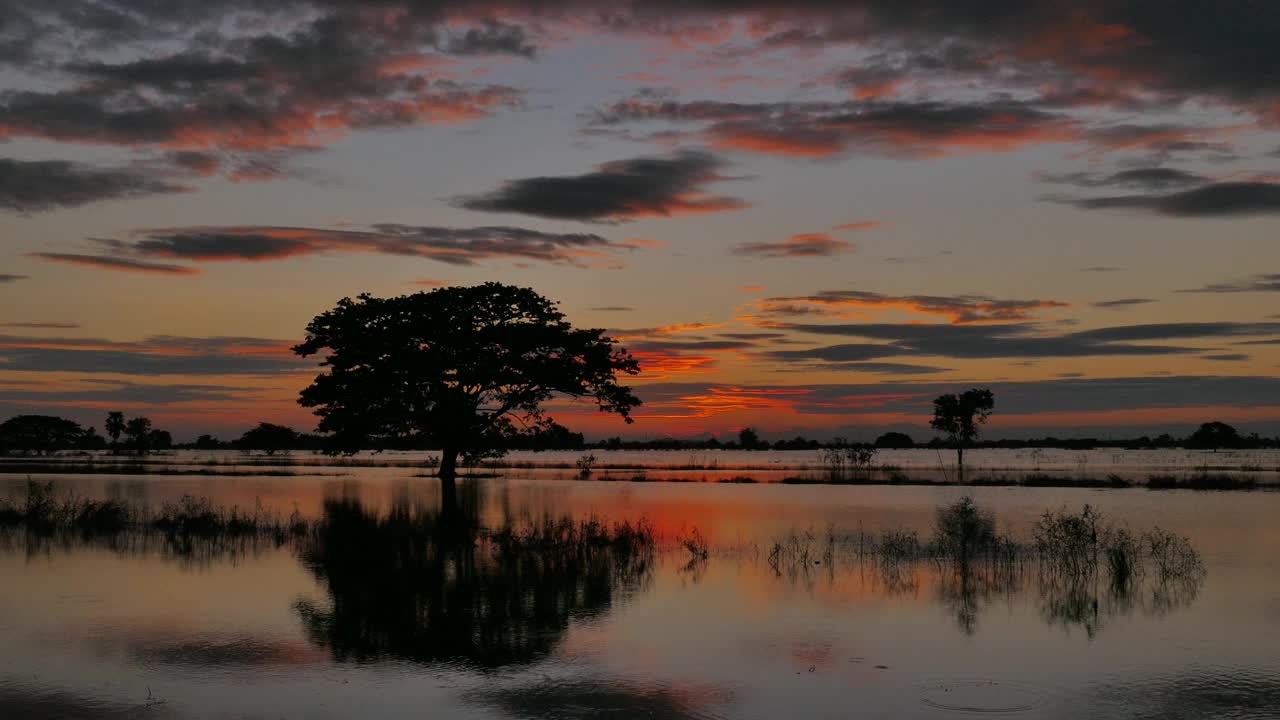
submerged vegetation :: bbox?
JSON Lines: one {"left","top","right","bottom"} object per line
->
{"left": 762, "top": 497, "right": 1206, "bottom": 636}
{"left": 0, "top": 479, "right": 307, "bottom": 540}
{"left": 1, "top": 480, "right": 1208, "bottom": 640}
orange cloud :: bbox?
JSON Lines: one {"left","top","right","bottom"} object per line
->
{"left": 733, "top": 233, "right": 856, "bottom": 258}
{"left": 833, "top": 221, "right": 883, "bottom": 232}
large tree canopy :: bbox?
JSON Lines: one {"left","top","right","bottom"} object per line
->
{"left": 930, "top": 387, "right": 995, "bottom": 471}
{"left": 293, "top": 283, "right": 640, "bottom": 480}
{"left": 0, "top": 415, "right": 87, "bottom": 455}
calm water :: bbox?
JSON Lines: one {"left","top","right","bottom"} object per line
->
{"left": 2, "top": 457, "right": 1280, "bottom": 718}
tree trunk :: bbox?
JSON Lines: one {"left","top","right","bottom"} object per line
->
{"left": 956, "top": 446, "right": 965, "bottom": 480}
{"left": 438, "top": 447, "right": 459, "bottom": 517}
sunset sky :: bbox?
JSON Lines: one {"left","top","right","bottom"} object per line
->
{"left": 2, "top": 1, "right": 1279, "bottom": 441}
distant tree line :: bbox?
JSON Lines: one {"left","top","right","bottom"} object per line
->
{"left": 0, "top": 414, "right": 1275, "bottom": 457}
{"left": 0, "top": 412, "right": 172, "bottom": 456}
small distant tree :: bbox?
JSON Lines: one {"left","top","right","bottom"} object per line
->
{"left": 0, "top": 415, "right": 86, "bottom": 455}
{"left": 238, "top": 423, "right": 300, "bottom": 455}
{"left": 1185, "top": 421, "right": 1241, "bottom": 451}
{"left": 738, "top": 427, "right": 763, "bottom": 450}
{"left": 194, "top": 434, "right": 222, "bottom": 450}
{"left": 80, "top": 427, "right": 106, "bottom": 450}
{"left": 874, "top": 431, "right": 914, "bottom": 449}
{"left": 293, "top": 284, "right": 640, "bottom": 498}
{"left": 930, "top": 388, "right": 995, "bottom": 473}
{"left": 148, "top": 429, "right": 173, "bottom": 451}
{"left": 105, "top": 411, "right": 126, "bottom": 453}
{"left": 124, "top": 416, "right": 153, "bottom": 455}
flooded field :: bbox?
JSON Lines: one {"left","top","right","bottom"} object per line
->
{"left": 4, "top": 448, "right": 1280, "bottom": 486}
{"left": 2, "top": 454, "right": 1279, "bottom": 719}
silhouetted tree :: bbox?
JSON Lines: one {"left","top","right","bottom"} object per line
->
{"left": 930, "top": 388, "right": 995, "bottom": 473}
{"left": 124, "top": 417, "right": 153, "bottom": 455}
{"left": 874, "top": 431, "right": 915, "bottom": 449}
{"left": 105, "top": 411, "right": 125, "bottom": 453}
{"left": 194, "top": 434, "right": 223, "bottom": 450}
{"left": 0, "top": 415, "right": 86, "bottom": 455}
{"left": 148, "top": 429, "right": 173, "bottom": 450}
{"left": 737, "top": 427, "right": 763, "bottom": 450}
{"left": 293, "top": 284, "right": 640, "bottom": 495}
{"left": 1185, "top": 421, "right": 1242, "bottom": 451}
{"left": 238, "top": 422, "right": 300, "bottom": 454}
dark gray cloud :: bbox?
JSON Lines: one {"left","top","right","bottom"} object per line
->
{"left": 719, "top": 332, "right": 789, "bottom": 340}
{"left": 1092, "top": 298, "right": 1156, "bottom": 309}
{"left": 4, "top": 2, "right": 1279, "bottom": 164}
{"left": 0, "top": 11, "right": 524, "bottom": 166}
{"left": 0, "top": 158, "right": 187, "bottom": 212}
{"left": 629, "top": 339, "right": 754, "bottom": 353}
{"left": 752, "top": 290, "right": 1069, "bottom": 323}
{"left": 0, "top": 321, "right": 81, "bottom": 329}
{"left": 1037, "top": 167, "right": 1207, "bottom": 191}
{"left": 588, "top": 96, "right": 1075, "bottom": 158}
{"left": 102, "top": 224, "right": 627, "bottom": 267}
{"left": 29, "top": 253, "right": 199, "bottom": 275}
{"left": 590, "top": 306, "right": 636, "bottom": 311}
{"left": 0, "top": 274, "right": 28, "bottom": 283}
{"left": 1060, "top": 182, "right": 1280, "bottom": 217}
{"left": 1201, "top": 353, "right": 1248, "bottom": 361}
{"left": 1076, "top": 266, "right": 1125, "bottom": 273}
{"left": 454, "top": 151, "right": 749, "bottom": 222}
{"left": 777, "top": 360, "right": 951, "bottom": 375}
{"left": 638, "top": 375, "right": 1280, "bottom": 420}
{"left": 445, "top": 19, "right": 537, "bottom": 57}
{"left": 763, "top": 321, "right": 1280, "bottom": 361}
{"left": 0, "top": 334, "right": 305, "bottom": 375}
{"left": 1176, "top": 273, "right": 1280, "bottom": 294}
{"left": 2, "top": 379, "right": 253, "bottom": 405}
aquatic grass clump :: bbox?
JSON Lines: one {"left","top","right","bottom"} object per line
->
{"left": 1146, "top": 528, "right": 1204, "bottom": 581}
{"left": 1185, "top": 474, "right": 1256, "bottom": 491}
{"left": 1147, "top": 473, "right": 1258, "bottom": 490}
{"left": 0, "top": 480, "right": 310, "bottom": 544}
{"left": 490, "top": 514, "right": 656, "bottom": 558}
{"left": 933, "top": 496, "right": 997, "bottom": 563}
{"left": 766, "top": 525, "right": 836, "bottom": 573}
{"left": 678, "top": 526, "right": 710, "bottom": 561}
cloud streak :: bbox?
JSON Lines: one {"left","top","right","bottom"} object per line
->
{"left": 733, "top": 233, "right": 855, "bottom": 258}
{"left": 590, "top": 97, "right": 1079, "bottom": 158}
{"left": 1176, "top": 273, "right": 1280, "bottom": 294}
{"left": 455, "top": 151, "right": 749, "bottom": 222}
{"left": 93, "top": 224, "right": 632, "bottom": 269}
{"left": 29, "top": 253, "right": 200, "bottom": 275}
{"left": 1054, "top": 181, "right": 1280, "bottom": 218}
{"left": 0, "top": 158, "right": 187, "bottom": 212}
{"left": 764, "top": 321, "right": 1280, "bottom": 362}
{"left": 0, "top": 334, "right": 306, "bottom": 375}
{"left": 750, "top": 290, "right": 1070, "bottom": 324}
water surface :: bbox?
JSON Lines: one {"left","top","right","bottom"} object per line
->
{"left": 2, "top": 458, "right": 1278, "bottom": 719}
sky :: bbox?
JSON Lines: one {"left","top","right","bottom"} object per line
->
{"left": 1, "top": 1, "right": 1279, "bottom": 442}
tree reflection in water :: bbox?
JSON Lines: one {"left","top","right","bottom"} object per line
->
{"left": 292, "top": 484, "right": 655, "bottom": 668}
